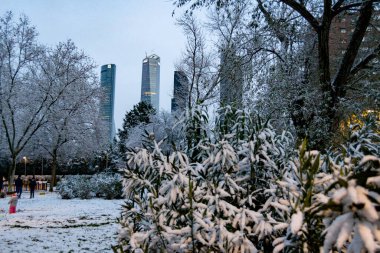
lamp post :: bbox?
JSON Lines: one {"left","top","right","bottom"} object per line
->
{"left": 23, "top": 156, "right": 27, "bottom": 176}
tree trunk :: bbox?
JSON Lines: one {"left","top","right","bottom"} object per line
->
{"left": 314, "top": 9, "right": 336, "bottom": 149}
{"left": 7, "top": 154, "right": 17, "bottom": 192}
{"left": 50, "top": 152, "right": 58, "bottom": 192}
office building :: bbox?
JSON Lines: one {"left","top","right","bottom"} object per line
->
{"left": 141, "top": 54, "right": 160, "bottom": 111}
{"left": 100, "top": 64, "right": 116, "bottom": 142}
{"left": 171, "top": 71, "right": 189, "bottom": 113}
{"left": 219, "top": 45, "right": 243, "bottom": 108}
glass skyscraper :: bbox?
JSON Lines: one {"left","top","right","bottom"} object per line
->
{"left": 171, "top": 71, "right": 189, "bottom": 113}
{"left": 220, "top": 46, "right": 243, "bottom": 108}
{"left": 100, "top": 64, "right": 116, "bottom": 142}
{"left": 141, "top": 54, "right": 160, "bottom": 111}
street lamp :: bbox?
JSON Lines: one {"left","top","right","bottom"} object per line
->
{"left": 23, "top": 156, "right": 27, "bottom": 176}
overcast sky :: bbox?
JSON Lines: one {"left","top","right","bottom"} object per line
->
{"left": 0, "top": 0, "right": 186, "bottom": 130}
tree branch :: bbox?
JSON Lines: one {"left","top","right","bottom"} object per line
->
{"left": 333, "top": 1, "right": 373, "bottom": 97}
{"left": 349, "top": 42, "right": 380, "bottom": 77}
{"left": 332, "top": 0, "right": 345, "bottom": 11}
{"left": 332, "top": 0, "right": 380, "bottom": 17}
{"left": 280, "top": 0, "right": 320, "bottom": 31}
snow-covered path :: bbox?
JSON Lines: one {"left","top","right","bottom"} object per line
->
{"left": 0, "top": 192, "right": 124, "bottom": 252}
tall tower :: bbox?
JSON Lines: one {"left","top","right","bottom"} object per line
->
{"left": 220, "top": 45, "right": 243, "bottom": 108}
{"left": 100, "top": 64, "right": 116, "bottom": 142}
{"left": 171, "top": 71, "right": 189, "bottom": 113}
{"left": 141, "top": 54, "right": 160, "bottom": 111}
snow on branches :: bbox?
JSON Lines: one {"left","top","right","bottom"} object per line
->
{"left": 116, "top": 107, "right": 380, "bottom": 252}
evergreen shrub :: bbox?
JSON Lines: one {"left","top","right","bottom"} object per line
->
{"left": 114, "top": 106, "right": 380, "bottom": 253}
{"left": 57, "top": 173, "right": 122, "bottom": 200}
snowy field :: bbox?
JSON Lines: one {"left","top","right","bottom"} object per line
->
{"left": 0, "top": 191, "right": 124, "bottom": 252}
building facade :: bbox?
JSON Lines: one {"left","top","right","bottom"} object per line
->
{"left": 141, "top": 54, "right": 160, "bottom": 111}
{"left": 329, "top": 11, "right": 380, "bottom": 73}
{"left": 219, "top": 45, "right": 243, "bottom": 108}
{"left": 100, "top": 64, "right": 116, "bottom": 142}
{"left": 171, "top": 71, "right": 189, "bottom": 113}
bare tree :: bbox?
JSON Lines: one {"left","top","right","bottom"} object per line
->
{"left": 26, "top": 40, "right": 106, "bottom": 191}
{"left": 175, "top": 13, "right": 219, "bottom": 110}
{"left": 174, "top": 0, "right": 380, "bottom": 148}
{"left": 0, "top": 12, "right": 106, "bottom": 189}
{"left": 0, "top": 12, "right": 46, "bottom": 189}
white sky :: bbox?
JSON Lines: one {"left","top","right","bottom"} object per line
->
{"left": 0, "top": 0, "right": 186, "bottom": 130}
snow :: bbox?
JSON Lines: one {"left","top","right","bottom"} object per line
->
{"left": 0, "top": 192, "right": 124, "bottom": 252}
{"left": 290, "top": 209, "right": 303, "bottom": 235}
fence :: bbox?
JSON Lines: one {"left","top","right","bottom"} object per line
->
{"left": 1, "top": 175, "right": 52, "bottom": 192}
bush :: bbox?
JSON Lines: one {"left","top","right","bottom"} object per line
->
{"left": 57, "top": 173, "right": 122, "bottom": 200}
{"left": 91, "top": 172, "right": 123, "bottom": 199}
{"left": 56, "top": 176, "right": 75, "bottom": 199}
{"left": 115, "top": 106, "right": 380, "bottom": 253}
{"left": 57, "top": 175, "right": 94, "bottom": 199}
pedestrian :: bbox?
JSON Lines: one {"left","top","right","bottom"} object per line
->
{"left": 29, "top": 176, "right": 37, "bottom": 198}
{"left": 15, "top": 175, "right": 23, "bottom": 198}
{"left": 8, "top": 193, "right": 18, "bottom": 214}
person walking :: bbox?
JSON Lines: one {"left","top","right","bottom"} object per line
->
{"left": 15, "top": 175, "right": 23, "bottom": 199}
{"left": 29, "top": 176, "right": 37, "bottom": 198}
{"left": 8, "top": 193, "right": 18, "bottom": 214}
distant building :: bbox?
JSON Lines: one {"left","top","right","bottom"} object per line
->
{"left": 100, "top": 64, "right": 116, "bottom": 142}
{"left": 171, "top": 71, "right": 189, "bottom": 113}
{"left": 329, "top": 11, "right": 380, "bottom": 73}
{"left": 219, "top": 45, "right": 243, "bottom": 108}
{"left": 141, "top": 54, "right": 160, "bottom": 111}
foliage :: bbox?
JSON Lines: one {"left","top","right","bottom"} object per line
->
{"left": 115, "top": 106, "right": 380, "bottom": 252}
{"left": 117, "top": 102, "right": 156, "bottom": 155}
{"left": 57, "top": 175, "right": 94, "bottom": 199}
{"left": 92, "top": 172, "right": 123, "bottom": 199}
{"left": 0, "top": 12, "right": 105, "bottom": 189}
{"left": 119, "top": 110, "right": 188, "bottom": 157}
{"left": 57, "top": 173, "right": 122, "bottom": 200}
{"left": 173, "top": 0, "right": 380, "bottom": 149}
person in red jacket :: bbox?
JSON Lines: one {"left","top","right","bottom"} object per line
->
{"left": 8, "top": 193, "right": 18, "bottom": 214}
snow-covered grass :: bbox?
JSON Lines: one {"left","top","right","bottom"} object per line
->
{"left": 0, "top": 191, "right": 124, "bottom": 252}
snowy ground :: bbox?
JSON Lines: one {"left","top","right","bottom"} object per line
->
{"left": 0, "top": 191, "right": 124, "bottom": 252}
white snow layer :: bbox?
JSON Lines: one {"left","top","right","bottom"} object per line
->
{"left": 0, "top": 192, "right": 124, "bottom": 252}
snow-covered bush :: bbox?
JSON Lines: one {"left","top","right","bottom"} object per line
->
{"left": 57, "top": 173, "right": 122, "bottom": 200}
{"left": 57, "top": 175, "right": 77, "bottom": 199}
{"left": 91, "top": 172, "right": 123, "bottom": 199}
{"left": 116, "top": 106, "right": 295, "bottom": 252}
{"left": 57, "top": 175, "right": 94, "bottom": 199}
{"left": 115, "top": 107, "right": 380, "bottom": 252}
{"left": 273, "top": 117, "right": 380, "bottom": 252}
